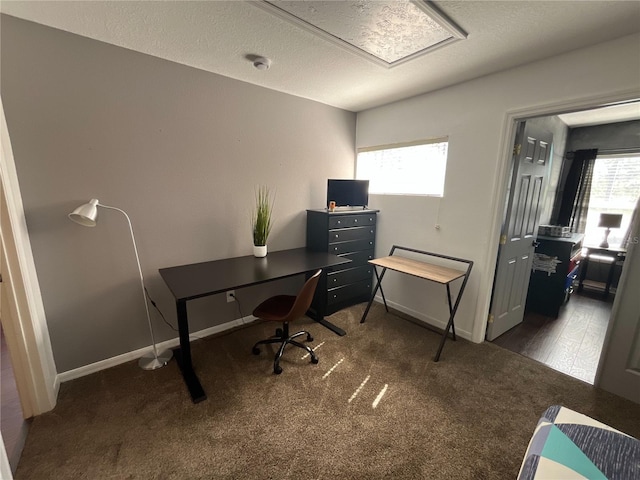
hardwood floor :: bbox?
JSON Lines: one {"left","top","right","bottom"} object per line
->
{"left": 492, "top": 290, "right": 612, "bottom": 384}
{"left": 1, "top": 324, "right": 30, "bottom": 474}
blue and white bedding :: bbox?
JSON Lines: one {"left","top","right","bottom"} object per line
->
{"left": 518, "top": 405, "right": 640, "bottom": 479}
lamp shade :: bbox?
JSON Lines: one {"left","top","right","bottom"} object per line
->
{"left": 68, "top": 199, "right": 99, "bottom": 227}
{"left": 598, "top": 213, "right": 623, "bottom": 229}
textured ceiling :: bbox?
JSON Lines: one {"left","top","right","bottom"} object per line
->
{"left": 1, "top": 1, "right": 640, "bottom": 113}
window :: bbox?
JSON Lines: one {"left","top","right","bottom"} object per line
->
{"left": 583, "top": 154, "right": 640, "bottom": 247}
{"left": 356, "top": 138, "right": 448, "bottom": 196}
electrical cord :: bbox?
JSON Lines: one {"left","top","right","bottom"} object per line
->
{"left": 144, "top": 286, "right": 177, "bottom": 332}
{"left": 231, "top": 291, "right": 245, "bottom": 321}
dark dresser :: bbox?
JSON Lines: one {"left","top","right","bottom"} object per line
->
{"left": 526, "top": 233, "right": 584, "bottom": 318}
{"left": 306, "top": 209, "right": 379, "bottom": 324}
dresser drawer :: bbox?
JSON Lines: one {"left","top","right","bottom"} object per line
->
{"left": 327, "top": 265, "right": 373, "bottom": 289}
{"left": 339, "top": 249, "right": 374, "bottom": 266}
{"left": 329, "top": 214, "right": 376, "bottom": 229}
{"left": 328, "top": 226, "right": 375, "bottom": 243}
{"left": 329, "top": 238, "right": 375, "bottom": 255}
{"left": 327, "top": 278, "right": 372, "bottom": 306}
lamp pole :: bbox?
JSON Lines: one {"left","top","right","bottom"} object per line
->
{"left": 69, "top": 199, "right": 172, "bottom": 370}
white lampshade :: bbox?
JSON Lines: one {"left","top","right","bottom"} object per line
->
{"left": 68, "top": 199, "right": 99, "bottom": 227}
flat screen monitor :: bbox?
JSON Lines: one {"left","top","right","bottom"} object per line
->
{"left": 327, "top": 179, "right": 369, "bottom": 208}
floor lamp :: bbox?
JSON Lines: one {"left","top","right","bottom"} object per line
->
{"left": 68, "top": 199, "right": 173, "bottom": 370}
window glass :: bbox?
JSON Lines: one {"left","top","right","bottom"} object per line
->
{"left": 356, "top": 139, "right": 448, "bottom": 196}
{"left": 583, "top": 154, "right": 640, "bottom": 247}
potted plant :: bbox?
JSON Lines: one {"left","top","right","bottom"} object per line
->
{"left": 251, "top": 185, "right": 274, "bottom": 257}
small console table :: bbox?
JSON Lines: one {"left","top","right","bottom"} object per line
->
{"left": 359, "top": 245, "right": 473, "bottom": 362}
{"left": 578, "top": 245, "right": 626, "bottom": 298}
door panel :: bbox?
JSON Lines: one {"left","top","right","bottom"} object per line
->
{"left": 487, "top": 122, "right": 553, "bottom": 340}
{"left": 525, "top": 177, "right": 544, "bottom": 236}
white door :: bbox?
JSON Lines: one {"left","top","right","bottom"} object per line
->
{"left": 486, "top": 121, "right": 552, "bottom": 340}
{"left": 595, "top": 198, "right": 640, "bottom": 404}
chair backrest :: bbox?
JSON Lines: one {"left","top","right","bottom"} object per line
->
{"left": 283, "top": 269, "right": 322, "bottom": 323}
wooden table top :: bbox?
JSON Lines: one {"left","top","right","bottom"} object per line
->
{"left": 369, "top": 255, "right": 466, "bottom": 284}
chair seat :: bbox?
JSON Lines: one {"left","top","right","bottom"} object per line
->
{"left": 252, "top": 295, "right": 296, "bottom": 321}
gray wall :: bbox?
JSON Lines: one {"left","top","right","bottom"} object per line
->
{"left": 567, "top": 119, "right": 640, "bottom": 153}
{"left": 1, "top": 15, "right": 356, "bottom": 372}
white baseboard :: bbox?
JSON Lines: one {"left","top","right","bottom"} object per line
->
{"left": 372, "top": 296, "right": 473, "bottom": 341}
{"left": 58, "top": 298, "right": 473, "bottom": 384}
{"left": 57, "top": 315, "right": 257, "bottom": 383}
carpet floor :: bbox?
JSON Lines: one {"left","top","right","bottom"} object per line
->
{"left": 15, "top": 303, "right": 640, "bottom": 479}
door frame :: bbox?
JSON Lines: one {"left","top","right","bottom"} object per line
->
{"left": 0, "top": 98, "right": 58, "bottom": 416}
{"left": 479, "top": 89, "right": 640, "bottom": 376}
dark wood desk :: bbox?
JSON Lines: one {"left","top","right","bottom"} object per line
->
{"left": 578, "top": 245, "right": 626, "bottom": 298}
{"left": 159, "top": 248, "right": 350, "bottom": 403}
{"left": 359, "top": 245, "right": 473, "bottom": 362}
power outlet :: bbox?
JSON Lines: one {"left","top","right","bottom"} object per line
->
{"left": 226, "top": 290, "right": 235, "bottom": 303}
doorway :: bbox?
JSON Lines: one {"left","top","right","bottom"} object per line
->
{"left": 492, "top": 290, "right": 613, "bottom": 384}
{"left": 489, "top": 101, "right": 640, "bottom": 385}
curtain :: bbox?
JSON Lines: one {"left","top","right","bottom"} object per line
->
{"left": 555, "top": 149, "right": 598, "bottom": 231}
{"left": 570, "top": 157, "right": 595, "bottom": 233}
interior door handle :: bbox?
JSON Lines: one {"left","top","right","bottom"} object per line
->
{"left": 532, "top": 241, "right": 540, "bottom": 248}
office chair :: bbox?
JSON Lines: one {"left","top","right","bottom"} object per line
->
{"left": 251, "top": 269, "right": 322, "bottom": 374}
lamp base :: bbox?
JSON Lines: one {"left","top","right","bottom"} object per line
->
{"left": 138, "top": 349, "right": 173, "bottom": 370}
{"left": 599, "top": 228, "right": 611, "bottom": 249}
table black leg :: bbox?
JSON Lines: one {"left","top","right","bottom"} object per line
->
{"left": 360, "top": 267, "right": 388, "bottom": 323}
{"left": 446, "top": 283, "right": 456, "bottom": 341}
{"left": 435, "top": 271, "right": 471, "bottom": 362}
{"left": 312, "top": 316, "right": 346, "bottom": 336}
{"left": 174, "top": 299, "right": 206, "bottom": 403}
{"left": 375, "top": 268, "right": 390, "bottom": 313}
{"left": 604, "top": 255, "right": 618, "bottom": 298}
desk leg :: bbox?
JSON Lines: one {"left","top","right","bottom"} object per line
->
{"left": 312, "top": 316, "right": 347, "bottom": 337}
{"left": 434, "top": 273, "right": 470, "bottom": 362}
{"left": 360, "top": 267, "right": 388, "bottom": 323}
{"left": 604, "top": 256, "right": 618, "bottom": 298}
{"left": 174, "top": 299, "right": 206, "bottom": 403}
{"left": 578, "top": 255, "right": 589, "bottom": 292}
{"left": 446, "top": 283, "right": 456, "bottom": 341}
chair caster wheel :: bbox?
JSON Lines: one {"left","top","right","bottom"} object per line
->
{"left": 306, "top": 334, "right": 314, "bottom": 342}
{"left": 311, "top": 357, "right": 319, "bottom": 364}
{"left": 274, "top": 365, "right": 283, "bottom": 374}
{"left": 252, "top": 347, "right": 260, "bottom": 355}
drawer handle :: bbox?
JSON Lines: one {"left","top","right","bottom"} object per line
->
{"left": 337, "top": 220, "right": 341, "bottom": 224}
{"left": 333, "top": 295, "right": 337, "bottom": 299}
{"left": 334, "top": 247, "right": 338, "bottom": 251}
{"left": 369, "top": 241, "right": 373, "bottom": 245}
{"left": 333, "top": 278, "right": 337, "bottom": 282}
{"left": 335, "top": 234, "right": 339, "bottom": 239}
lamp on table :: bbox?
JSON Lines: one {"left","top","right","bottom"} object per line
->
{"left": 598, "top": 213, "right": 623, "bottom": 248}
{"left": 68, "top": 199, "right": 173, "bottom": 370}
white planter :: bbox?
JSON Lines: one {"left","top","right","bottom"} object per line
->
{"left": 253, "top": 245, "right": 267, "bottom": 258}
